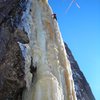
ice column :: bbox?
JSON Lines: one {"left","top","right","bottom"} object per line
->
{"left": 22, "top": 0, "right": 77, "bottom": 100}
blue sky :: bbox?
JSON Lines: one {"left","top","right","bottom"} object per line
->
{"left": 49, "top": 0, "right": 100, "bottom": 99}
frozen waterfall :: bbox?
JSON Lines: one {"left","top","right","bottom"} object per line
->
{"left": 20, "top": 0, "right": 77, "bottom": 100}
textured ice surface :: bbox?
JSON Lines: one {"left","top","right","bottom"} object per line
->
{"left": 22, "top": 0, "right": 77, "bottom": 100}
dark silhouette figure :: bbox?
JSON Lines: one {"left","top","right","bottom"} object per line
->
{"left": 52, "top": 13, "right": 57, "bottom": 20}
{"left": 30, "top": 57, "right": 37, "bottom": 82}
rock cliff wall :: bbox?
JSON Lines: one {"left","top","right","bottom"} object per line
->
{"left": 64, "top": 43, "right": 95, "bottom": 100}
{"left": 0, "top": 0, "right": 28, "bottom": 99}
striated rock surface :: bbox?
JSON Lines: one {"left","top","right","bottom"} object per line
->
{"left": 64, "top": 43, "right": 95, "bottom": 100}
{"left": 0, "top": 0, "right": 20, "bottom": 24}
{"left": 0, "top": 0, "right": 28, "bottom": 100}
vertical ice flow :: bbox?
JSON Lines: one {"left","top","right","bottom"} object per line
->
{"left": 21, "top": 0, "right": 77, "bottom": 100}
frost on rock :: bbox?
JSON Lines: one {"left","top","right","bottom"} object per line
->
{"left": 21, "top": 0, "right": 77, "bottom": 100}
{"left": 18, "top": 0, "right": 33, "bottom": 89}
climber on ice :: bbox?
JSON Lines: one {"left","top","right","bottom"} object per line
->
{"left": 52, "top": 13, "right": 57, "bottom": 20}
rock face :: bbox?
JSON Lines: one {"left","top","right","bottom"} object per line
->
{"left": 0, "top": 0, "right": 28, "bottom": 100}
{"left": 0, "top": 0, "right": 20, "bottom": 24}
{"left": 64, "top": 43, "right": 95, "bottom": 100}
